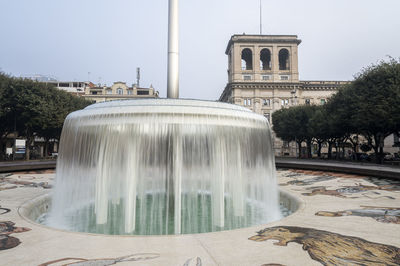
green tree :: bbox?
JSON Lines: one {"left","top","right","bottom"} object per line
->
{"left": 325, "top": 86, "right": 359, "bottom": 159}
{"left": 349, "top": 58, "right": 400, "bottom": 163}
{"left": 0, "top": 73, "right": 91, "bottom": 160}
{"left": 273, "top": 105, "right": 316, "bottom": 158}
{"left": 0, "top": 73, "right": 14, "bottom": 159}
{"left": 36, "top": 87, "right": 90, "bottom": 156}
{"left": 308, "top": 105, "right": 330, "bottom": 158}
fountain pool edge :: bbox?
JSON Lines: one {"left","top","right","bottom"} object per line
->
{"left": 18, "top": 188, "right": 304, "bottom": 237}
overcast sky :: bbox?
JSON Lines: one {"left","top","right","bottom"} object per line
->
{"left": 1, "top": 0, "right": 400, "bottom": 100}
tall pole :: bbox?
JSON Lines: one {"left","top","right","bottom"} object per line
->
{"left": 260, "top": 0, "right": 262, "bottom": 35}
{"left": 167, "top": 0, "right": 179, "bottom": 98}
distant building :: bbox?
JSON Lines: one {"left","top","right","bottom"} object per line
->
{"left": 21, "top": 74, "right": 58, "bottom": 82}
{"left": 219, "top": 34, "right": 350, "bottom": 156}
{"left": 84, "top": 82, "right": 159, "bottom": 103}
{"left": 45, "top": 81, "right": 94, "bottom": 95}
{"left": 24, "top": 74, "right": 159, "bottom": 102}
{"left": 219, "top": 34, "right": 400, "bottom": 157}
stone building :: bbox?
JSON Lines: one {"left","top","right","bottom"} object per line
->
{"left": 84, "top": 81, "right": 159, "bottom": 103}
{"left": 28, "top": 76, "right": 159, "bottom": 103}
{"left": 28, "top": 79, "right": 92, "bottom": 95}
{"left": 219, "top": 34, "right": 349, "bottom": 156}
{"left": 39, "top": 79, "right": 158, "bottom": 103}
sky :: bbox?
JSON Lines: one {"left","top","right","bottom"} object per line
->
{"left": 1, "top": 0, "right": 400, "bottom": 100}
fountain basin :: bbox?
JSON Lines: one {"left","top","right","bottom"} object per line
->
{"left": 47, "top": 99, "right": 282, "bottom": 235}
{"left": 19, "top": 190, "right": 300, "bottom": 235}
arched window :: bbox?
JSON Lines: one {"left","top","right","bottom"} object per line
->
{"left": 279, "top": 49, "right": 290, "bottom": 70}
{"left": 117, "top": 88, "right": 123, "bottom": 95}
{"left": 260, "top": 49, "right": 271, "bottom": 70}
{"left": 241, "top": 48, "right": 253, "bottom": 70}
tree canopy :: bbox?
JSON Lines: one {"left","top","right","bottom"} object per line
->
{"left": 271, "top": 58, "right": 400, "bottom": 163}
{"left": 0, "top": 73, "right": 91, "bottom": 160}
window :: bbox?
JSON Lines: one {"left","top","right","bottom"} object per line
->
{"left": 106, "top": 89, "right": 112, "bottom": 95}
{"left": 91, "top": 91, "right": 98, "bottom": 95}
{"left": 283, "top": 141, "right": 290, "bottom": 148}
{"left": 279, "top": 49, "right": 290, "bottom": 70}
{"left": 137, "top": 90, "right": 150, "bottom": 95}
{"left": 264, "top": 113, "right": 270, "bottom": 123}
{"left": 260, "top": 48, "right": 271, "bottom": 70}
{"left": 280, "top": 75, "right": 289, "bottom": 80}
{"left": 320, "top": 99, "right": 326, "bottom": 105}
{"left": 262, "top": 75, "right": 271, "bottom": 81}
{"left": 117, "top": 88, "right": 123, "bottom": 95}
{"left": 305, "top": 99, "right": 311, "bottom": 105}
{"left": 243, "top": 99, "right": 252, "bottom": 106}
{"left": 263, "top": 99, "right": 270, "bottom": 106}
{"left": 127, "top": 90, "right": 133, "bottom": 95}
{"left": 241, "top": 48, "right": 253, "bottom": 70}
{"left": 243, "top": 75, "right": 252, "bottom": 81}
{"left": 281, "top": 99, "right": 289, "bottom": 106}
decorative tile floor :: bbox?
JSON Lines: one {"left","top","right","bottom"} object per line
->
{"left": 0, "top": 169, "right": 399, "bottom": 265}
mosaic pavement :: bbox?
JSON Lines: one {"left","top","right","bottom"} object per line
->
{"left": 0, "top": 169, "right": 399, "bottom": 265}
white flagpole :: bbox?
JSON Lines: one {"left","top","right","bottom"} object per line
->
{"left": 167, "top": 0, "right": 179, "bottom": 98}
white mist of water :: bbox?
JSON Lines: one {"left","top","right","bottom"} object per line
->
{"left": 47, "top": 99, "right": 281, "bottom": 235}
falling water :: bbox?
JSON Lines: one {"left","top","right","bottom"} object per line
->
{"left": 47, "top": 99, "right": 282, "bottom": 235}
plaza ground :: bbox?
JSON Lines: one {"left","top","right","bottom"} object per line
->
{"left": 0, "top": 169, "right": 399, "bottom": 265}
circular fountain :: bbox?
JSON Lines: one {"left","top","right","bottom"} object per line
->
{"left": 45, "top": 99, "right": 282, "bottom": 235}
{"left": 38, "top": 0, "right": 285, "bottom": 236}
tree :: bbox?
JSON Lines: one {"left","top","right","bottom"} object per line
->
{"left": 0, "top": 73, "right": 14, "bottom": 159}
{"left": 308, "top": 106, "right": 330, "bottom": 158}
{"left": 273, "top": 105, "right": 316, "bottom": 158}
{"left": 324, "top": 85, "right": 359, "bottom": 159}
{"left": 349, "top": 58, "right": 400, "bottom": 163}
{"left": 0, "top": 73, "right": 91, "bottom": 160}
{"left": 36, "top": 87, "right": 90, "bottom": 156}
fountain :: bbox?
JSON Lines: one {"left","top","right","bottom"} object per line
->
{"left": 45, "top": 0, "right": 282, "bottom": 235}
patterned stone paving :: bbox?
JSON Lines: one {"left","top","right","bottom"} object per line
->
{"left": 0, "top": 169, "right": 399, "bottom": 265}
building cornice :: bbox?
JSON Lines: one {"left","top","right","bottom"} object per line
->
{"left": 219, "top": 80, "right": 350, "bottom": 99}
{"left": 226, "top": 35, "right": 302, "bottom": 54}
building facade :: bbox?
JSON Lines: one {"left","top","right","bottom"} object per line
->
{"left": 219, "top": 35, "right": 349, "bottom": 156}
{"left": 46, "top": 81, "right": 92, "bottom": 95}
{"left": 41, "top": 80, "right": 159, "bottom": 103}
{"left": 84, "top": 82, "right": 159, "bottom": 103}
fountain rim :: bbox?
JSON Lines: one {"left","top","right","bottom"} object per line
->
{"left": 18, "top": 189, "right": 304, "bottom": 238}
{"left": 84, "top": 98, "right": 253, "bottom": 113}
{"left": 67, "top": 98, "right": 271, "bottom": 128}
